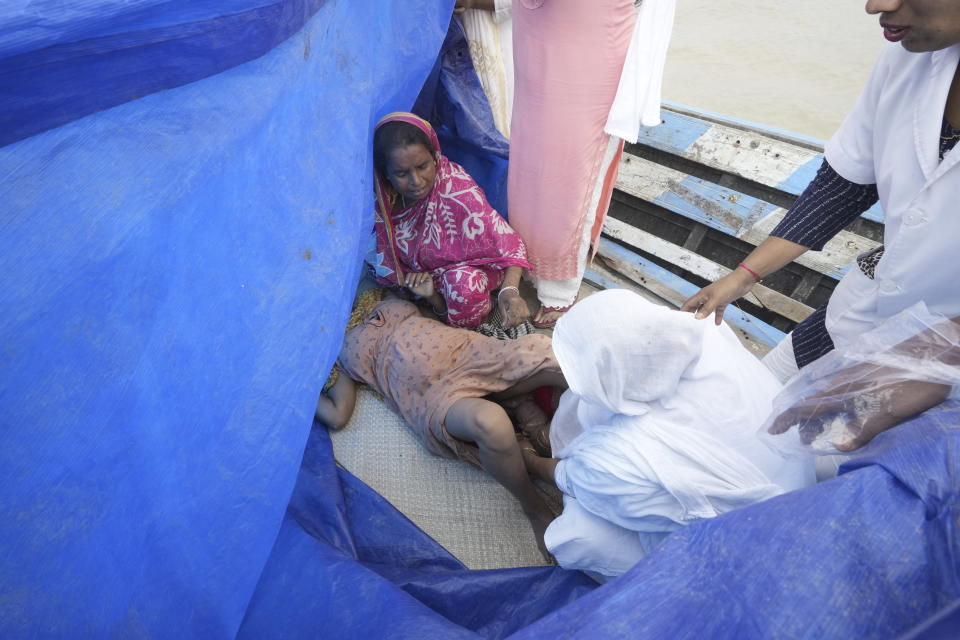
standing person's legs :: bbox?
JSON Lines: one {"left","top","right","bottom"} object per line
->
{"left": 444, "top": 397, "right": 555, "bottom": 556}
{"left": 509, "top": 0, "right": 635, "bottom": 328}
{"left": 532, "top": 136, "right": 624, "bottom": 327}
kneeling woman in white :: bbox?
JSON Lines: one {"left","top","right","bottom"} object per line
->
{"left": 522, "top": 290, "right": 813, "bottom": 579}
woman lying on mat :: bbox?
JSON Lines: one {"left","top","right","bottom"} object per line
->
{"left": 316, "top": 288, "right": 559, "bottom": 556}
{"left": 369, "top": 112, "right": 532, "bottom": 339}
{"left": 519, "top": 290, "right": 814, "bottom": 579}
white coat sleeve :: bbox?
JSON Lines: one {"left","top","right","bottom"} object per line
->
{"left": 824, "top": 44, "right": 898, "bottom": 185}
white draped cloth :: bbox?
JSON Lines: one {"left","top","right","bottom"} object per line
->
{"left": 605, "top": 0, "right": 677, "bottom": 140}
{"left": 546, "top": 290, "right": 814, "bottom": 579}
{"left": 460, "top": 0, "right": 514, "bottom": 138}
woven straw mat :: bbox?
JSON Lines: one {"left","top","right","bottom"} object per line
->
{"left": 329, "top": 389, "right": 551, "bottom": 569}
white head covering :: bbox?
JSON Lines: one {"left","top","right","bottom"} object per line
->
{"left": 548, "top": 290, "right": 813, "bottom": 535}
{"left": 553, "top": 289, "right": 706, "bottom": 417}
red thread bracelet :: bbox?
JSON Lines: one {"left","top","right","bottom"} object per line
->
{"left": 738, "top": 263, "right": 762, "bottom": 283}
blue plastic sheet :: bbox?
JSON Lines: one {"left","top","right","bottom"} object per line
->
{"left": 0, "top": 0, "right": 462, "bottom": 636}
{"left": 238, "top": 426, "right": 596, "bottom": 639}
{"left": 413, "top": 18, "right": 511, "bottom": 218}
{"left": 3, "top": 1, "right": 959, "bottom": 638}
{"left": 0, "top": 1, "right": 336, "bottom": 148}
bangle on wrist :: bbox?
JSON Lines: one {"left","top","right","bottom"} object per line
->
{"left": 497, "top": 285, "right": 520, "bottom": 300}
{"left": 737, "top": 263, "right": 762, "bottom": 283}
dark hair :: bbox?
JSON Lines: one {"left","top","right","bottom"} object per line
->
{"left": 373, "top": 120, "right": 434, "bottom": 175}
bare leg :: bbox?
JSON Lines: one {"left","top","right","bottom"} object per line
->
{"left": 445, "top": 397, "right": 555, "bottom": 559}
{"left": 491, "top": 370, "right": 567, "bottom": 457}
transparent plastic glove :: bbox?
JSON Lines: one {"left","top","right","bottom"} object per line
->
{"left": 767, "top": 374, "right": 951, "bottom": 452}
{"left": 761, "top": 302, "right": 960, "bottom": 455}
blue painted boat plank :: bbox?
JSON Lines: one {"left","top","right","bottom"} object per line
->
{"left": 779, "top": 154, "right": 825, "bottom": 199}
{"left": 632, "top": 107, "right": 886, "bottom": 225}
{"left": 618, "top": 156, "right": 781, "bottom": 237}
{"left": 636, "top": 110, "right": 712, "bottom": 157}
{"left": 862, "top": 202, "right": 884, "bottom": 224}
{"left": 663, "top": 101, "right": 829, "bottom": 148}
{"left": 655, "top": 175, "right": 781, "bottom": 237}
{"left": 617, "top": 156, "right": 864, "bottom": 280}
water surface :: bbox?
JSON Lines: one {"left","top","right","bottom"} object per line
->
{"left": 664, "top": 1, "right": 886, "bottom": 140}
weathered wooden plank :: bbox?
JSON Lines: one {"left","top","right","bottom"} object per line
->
{"left": 663, "top": 101, "right": 826, "bottom": 150}
{"left": 635, "top": 109, "right": 713, "bottom": 159}
{"left": 603, "top": 218, "right": 815, "bottom": 323}
{"left": 615, "top": 154, "right": 880, "bottom": 279}
{"left": 583, "top": 263, "right": 670, "bottom": 305}
{"left": 617, "top": 153, "right": 779, "bottom": 237}
{"left": 635, "top": 107, "right": 884, "bottom": 224}
{"left": 682, "top": 225, "right": 708, "bottom": 252}
{"left": 742, "top": 205, "right": 880, "bottom": 279}
{"left": 790, "top": 271, "right": 823, "bottom": 303}
{"left": 591, "top": 239, "right": 785, "bottom": 356}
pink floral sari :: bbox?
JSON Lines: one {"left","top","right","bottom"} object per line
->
{"left": 369, "top": 112, "right": 529, "bottom": 328}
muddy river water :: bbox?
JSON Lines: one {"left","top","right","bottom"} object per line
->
{"left": 663, "top": 1, "right": 887, "bottom": 140}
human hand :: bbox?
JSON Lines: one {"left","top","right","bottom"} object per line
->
{"left": 404, "top": 272, "right": 435, "bottom": 299}
{"left": 453, "top": 0, "right": 471, "bottom": 15}
{"left": 767, "top": 371, "right": 951, "bottom": 451}
{"left": 680, "top": 269, "right": 757, "bottom": 325}
{"left": 497, "top": 287, "right": 531, "bottom": 328}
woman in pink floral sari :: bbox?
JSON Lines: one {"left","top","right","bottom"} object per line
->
{"left": 369, "top": 112, "right": 531, "bottom": 330}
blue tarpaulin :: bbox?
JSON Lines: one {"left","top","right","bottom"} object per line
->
{"left": 2, "top": 1, "right": 958, "bottom": 638}
{"left": 413, "top": 18, "right": 511, "bottom": 218}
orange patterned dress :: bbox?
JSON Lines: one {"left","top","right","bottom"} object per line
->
{"left": 338, "top": 296, "right": 559, "bottom": 465}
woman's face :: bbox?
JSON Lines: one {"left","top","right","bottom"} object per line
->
{"left": 384, "top": 143, "right": 437, "bottom": 204}
{"left": 866, "top": 0, "right": 960, "bottom": 52}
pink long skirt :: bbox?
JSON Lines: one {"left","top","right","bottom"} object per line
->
{"left": 508, "top": 0, "right": 635, "bottom": 303}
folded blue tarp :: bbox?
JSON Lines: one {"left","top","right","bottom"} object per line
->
{"left": 2, "top": 1, "right": 958, "bottom": 638}
{"left": 238, "top": 422, "right": 596, "bottom": 639}
{"left": 413, "top": 18, "right": 511, "bottom": 218}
